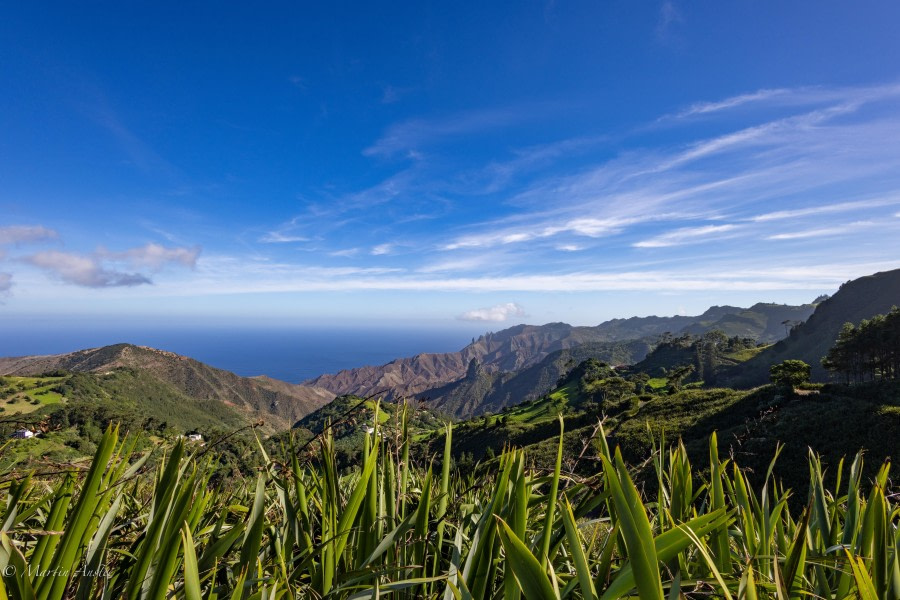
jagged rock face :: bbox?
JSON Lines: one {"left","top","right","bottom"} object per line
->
{"left": 0, "top": 344, "right": 334, "bottom": 429}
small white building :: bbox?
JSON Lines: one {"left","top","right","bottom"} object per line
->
{"left": 186, "top": 433, "right": 203, "bottom": 442}
{"left": 11, "top": 429, "right": 34, "bottom": 439}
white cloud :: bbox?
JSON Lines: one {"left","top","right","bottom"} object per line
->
{"left": 330, "top": 248, "right": 360, "bottom": 257}
{"left": 459, "top": 302, "right": 527, "bottom": 322}
{"left": 259, "top": 232, "right": 310, "bottom": 243}
{"left": 0, "top": 272, "right": 11, "bottom": 294}
{"left": 0, "top": 225, "right": 58, "bottom": 245}
{"left": 371, "top": 244, "right": 393, "bottom": 255}
{"left": 634, "top": 224, "right": 738, "bottom": 248}
{"left": 24, "top": 243, "right": 201, "bottom": 288}
{"left": 666, "top": 83, "right": 900, "bottom": 121}
{"left": 25, "top": 251, "right": 151, "bottom": 288}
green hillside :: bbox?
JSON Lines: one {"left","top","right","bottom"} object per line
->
{"left": 422, "top": 357, "right": 899, "bottom": 489}
{"left": 0, "top": 343, "right": 334, "bottom": 429}
{"left": 630, "top": 332, "right": 764, "bottom": 387}
{"left": 0, "top": 368, "right": 258, "bottom": 473}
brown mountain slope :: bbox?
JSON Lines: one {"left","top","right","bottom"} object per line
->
{"left": 304, "top": 304, "right": 815, "bottom": 398}
{"left": 305, "top": 302, "right": 812, "bottom": 401}
{"left": 0, "top": 344, "right": 334, "bottom": 429}
{"left": 305, "top": 323, "right": 603, "bottom": 399}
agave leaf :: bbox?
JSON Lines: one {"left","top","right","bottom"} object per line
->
{"left": 181, "top": 523, "right": 202, "bottom": 600}
{"left": 496, "top": 517, "right": 560, "bottom": 600}
{"left": 600, "top": 452, "right": 664, "bottom": 600}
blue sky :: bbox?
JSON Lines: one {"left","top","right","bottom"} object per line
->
{"left": 2, "top": 1, "right": 900, "bottom": 333}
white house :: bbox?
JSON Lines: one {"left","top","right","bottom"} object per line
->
{"left": 186, "top": 433, "right": 203, "bottom": 442}
{"left": 11, "top": 429, "right": 34, "bottom": 439}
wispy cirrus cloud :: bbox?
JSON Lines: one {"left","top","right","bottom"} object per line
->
{"left": 656, "top": 1, "right": 684, "bottom": 41}
{"left": 363, "top": 103, "right": 559, "bottom": 159}
{"left": 80, "top": 85, "right": 180, "bottom": 177}
{"left": 103, "top": 243, "right": 200, "bottom": 269}
{"left": 267, "top": 83, "right": 900, "bottom": 269}
{"left": 329, "top": 248, "right": 361, "bottom": 258}
{"left": 229, "top": 81, "right": 900, "bottom": 308}
{"left": 441, "top": 218, "right": 632, "bottom": 250}
{"left": 430, "top": 82, "right": 900, "bottom": 261}
{"left": 672, "top": 88, "right": 791, "bottom": 119}
{"left": 259, "top": 216, "right": 312, "bottom": 243}
{"left": 634, "top": 224, "right": 739, "bottom": 248}
{"left": 748, "top": 197, "right": 900, "bottom": 222}
{"left": 765, "top": 221, "right": 877, "bottom": 241}
{"left": 666, "top": 82, "right": 900, "bottom": 121}
{"left": 148, "top": 255, "right": 899, "bottom": 296}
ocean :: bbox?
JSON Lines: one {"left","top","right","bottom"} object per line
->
{"left": 0, "top": 326, "right": 479, "bottom": 383}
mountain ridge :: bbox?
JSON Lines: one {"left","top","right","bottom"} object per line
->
{"left": 725, "top": 268, "right": 900, "bottom": 386}
{"left": 306, "top": 302, "right": 816, "bottom": 402}
{"left": 0, "top": 343, "right": 334, "bottom": 429}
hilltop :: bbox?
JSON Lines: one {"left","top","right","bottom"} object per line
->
{"left": 0, "top": 343, "right": 334, "bottom": 430}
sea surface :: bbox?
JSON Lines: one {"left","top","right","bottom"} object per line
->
{"left": 0, "top": 326, "right": 478, "bottom": 383}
